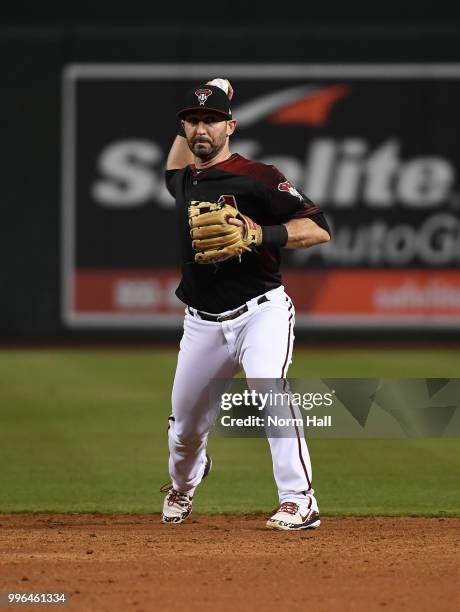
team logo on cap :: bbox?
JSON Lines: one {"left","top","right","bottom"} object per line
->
{"left": 195, "top": 88, "right": 213, "bottom": 105}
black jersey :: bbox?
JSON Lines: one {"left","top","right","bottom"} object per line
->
{"left": 166, "top": 153, "right": 327, "bottom": 313}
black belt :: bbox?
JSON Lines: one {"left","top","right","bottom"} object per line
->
{"left": 188, "top": 295, "right": 269, "bottom": 323}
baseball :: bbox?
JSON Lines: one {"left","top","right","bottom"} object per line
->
{"left": 209, "top": 78, "right": 229, "bottom": 95}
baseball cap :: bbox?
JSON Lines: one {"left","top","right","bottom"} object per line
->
{"left": 177, "top": 84, "right": 232, "bottom": 120}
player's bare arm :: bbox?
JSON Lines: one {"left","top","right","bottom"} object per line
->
{"left": 228, "top": 217, "right": 330, "bottom": 249}
{"left": 166, "top": 135, "right": 194, "bottom": 170}
{"left": 283, "top": 217, "right": 331, "bottom": 248}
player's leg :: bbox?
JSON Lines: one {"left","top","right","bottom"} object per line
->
{"left": 237, "top": 290, "right": 319, "bottom": 520}
{"left": 168, "top": 311, "right": 239, "bottom": 494}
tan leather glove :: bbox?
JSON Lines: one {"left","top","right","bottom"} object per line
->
{"left": 188, "top": 200, "right": 262, "bottom": 264}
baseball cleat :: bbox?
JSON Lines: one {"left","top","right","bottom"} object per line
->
{"left": 161, "top": 489, "right": 194, "bottom": 524}
{"left": 266, "top": 501, "right": 321, "bottom": 531}
{"left": 160, "top": 454, "right": 212, "bottom": 525}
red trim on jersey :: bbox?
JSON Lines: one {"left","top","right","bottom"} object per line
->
{"left": 190, "top": 154, "right": 319, "bottom": 218}
{"left": 291, "top": 207, "right": 321, "bottom": 218}
{"left": 219, "top": 155, "right": 318, "bottom": 216}
{"left": 217, "top": 154, "right": 286, "bottom": 187}
{"left": 190, "top": 153, "right": 286, "bottom": 188}
{"left": 190, "top": 153, "right": 239, "bottom": 176}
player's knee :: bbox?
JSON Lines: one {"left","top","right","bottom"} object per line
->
{"left": 171, "top": 427, "right": 206, "bottom": 451}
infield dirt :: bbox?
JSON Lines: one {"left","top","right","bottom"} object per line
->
{"left": 1, "top": 514, "right": 459, "bottom": 612}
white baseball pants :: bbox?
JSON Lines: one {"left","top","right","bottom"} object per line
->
{"left": 167, "top": 285, "right": 318, "bottom": 511}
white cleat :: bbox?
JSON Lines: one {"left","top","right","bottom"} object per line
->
{"left": 266, "top": 501, "right": 321, "bottom": 531}
{"left": 161, "top": 489, "right": 194, "bottom": 524}
{"left": 160, "top": 454, "right": 212, "bottom": 525}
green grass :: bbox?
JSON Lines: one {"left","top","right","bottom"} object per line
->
{"left": 0, "top": 349, "right": 459, "bottom": 516}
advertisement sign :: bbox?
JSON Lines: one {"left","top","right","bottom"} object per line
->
{"left": 62, "top": 64, "right": 460, "bottom": 328}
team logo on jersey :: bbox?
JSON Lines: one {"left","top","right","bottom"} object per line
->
{"left": 278, "top": 181, "right": 304, "bottom": 201}
{"left": 217, "top": 195, "right": 237, "bottom": 206}
{"left": 195, "top": 89, "right": 213, "bottom": 105}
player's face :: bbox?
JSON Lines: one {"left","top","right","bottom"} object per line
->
{"left": 183, "top": 112, "right": 235, "bottom": 161}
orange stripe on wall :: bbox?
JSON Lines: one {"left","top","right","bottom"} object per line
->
{"left": 283, "top": 270, "right": 460, "bottom": 315}
{"left": 74, "top": 269, "right": 460, "bottom": 318}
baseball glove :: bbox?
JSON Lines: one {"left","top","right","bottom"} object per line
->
{"left": 188, "top": 199, "right": 262, "bottom": 264}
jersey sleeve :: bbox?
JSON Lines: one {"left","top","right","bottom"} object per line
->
{"left": 165, "top": 169, "right": 180, "bottom": 198}
{"left": 262, "top": 165, "right": 322, "bottom": 223}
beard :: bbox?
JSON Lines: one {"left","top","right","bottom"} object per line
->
{"left": 189, "top": 134, "right": 226, "bottom": 161}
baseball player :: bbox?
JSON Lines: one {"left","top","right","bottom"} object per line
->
{"left": 161, "top": 78, "right": 331, "bottom": 530}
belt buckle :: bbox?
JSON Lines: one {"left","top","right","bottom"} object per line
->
{"left": 218, "top": 305, "right": 245, "bottom": 322}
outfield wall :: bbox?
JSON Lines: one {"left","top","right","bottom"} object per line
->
{"left": 2, "top": 24, "right": 460, "bottom": 341}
